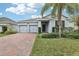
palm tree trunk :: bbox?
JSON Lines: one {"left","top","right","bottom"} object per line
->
{"left": 58, "top": 20, "right": 62, "bottom": 38}
{"left": 58, "top": 4, "right": 62, "bottom": 38}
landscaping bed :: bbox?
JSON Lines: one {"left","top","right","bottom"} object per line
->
{"left": 0, "top": 32, "right": 16, "bottom": 37}
{"left": 0, "top": 34, "right": 6, "bottom": 37}
{"left": 41, "top": 32, "right": 79, "bottom": 39}
{"left": 0, "top": 31, "right": 17, "bottom": 37}
{"left": 0, "top": 25, "right": 17, "bottom": 37}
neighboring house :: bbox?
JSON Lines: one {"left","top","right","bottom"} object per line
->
{"left": 0, "top": 17, "right": 16, "bottom": 32}
{"left": 0, "top": 15, "right": 76, "bottom": 33}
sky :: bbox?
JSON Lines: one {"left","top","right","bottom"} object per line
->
{"left": 0, "top": 3, "right": 45, "bottom": 21}
{"left": 0, "top": 3, "right": 68, "bottom": 22}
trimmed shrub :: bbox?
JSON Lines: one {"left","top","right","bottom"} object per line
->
{"left": 61, "top": 32, "right": 70, "bottom": 38}
{"left": 62, "top": 32, "right": 79, "bottom": 39}
{"left": 41, "top": 32, "right": 79, "bottom": 39}
{"left": 41, "top": 33, "right": 59, "bottom": 38}
{"left": 2, "top": 26, "right": 7, "bottom": 33}
{"left": 38, "top": 27, "right": 41, "bottom": 34}
{"left": 4, "top": 25, "right": 17, "bottom": 35}
{"left": 4, "top": 31, "right": 16, "bottom": 34}
{"left": 67, "top": 33, "right": 79, "bottom": 39}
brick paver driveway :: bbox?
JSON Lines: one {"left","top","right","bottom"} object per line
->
{"left": 0, "top": 33, "right": 36, "bottom": 56}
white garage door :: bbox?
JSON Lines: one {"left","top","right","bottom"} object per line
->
{"left": 29, "top": 25, "right": 38, "bottom": 32}
{"left": 19, "top": 25, "right": 38, "bottom": 32}
{"left": 19, "top": 25, "right": 29, "bottom": 32}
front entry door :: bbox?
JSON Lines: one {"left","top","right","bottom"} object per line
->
{"left": 41, "top": 21, "right": 49, "bottom": 32}
{"left": 42, "top": 24, "right": 46, "bottom": 32}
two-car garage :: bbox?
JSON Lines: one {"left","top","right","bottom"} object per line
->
{"left": 19, "top": 25, "right": 38, "bottom": 32}
{"left": 17, "top": 21, "right": 38, "bottom": 33}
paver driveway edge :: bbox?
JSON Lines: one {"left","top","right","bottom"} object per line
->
{"left": 0, "top": 33, "right": 36, "bottom": 56}
{"left": 29, "top": 35, "right": 36, "bottom": 56}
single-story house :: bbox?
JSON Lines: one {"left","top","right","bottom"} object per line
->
{"left": 0, "top": 17, "right": 16, "bottom": 32}
{"left": 0, "top": 15, "right": 77, "bottom": 33}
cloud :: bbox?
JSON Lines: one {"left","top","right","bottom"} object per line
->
{"left": 6, "top": 3, "right": 38, "bottom": 15}
{"left": 27, "top": 3, "right": 36, "bottom": 8}
{"left": 31, "top": 15, "right": 42, "bottom": 18}
{"left": 0, "top": 12, "right": 2, "bottom": 15}
{"left": 6, "top": 4, "right": 27, "bottom": 15}
{"left": 27, "top": 3, "right": 44, "bottom": 8}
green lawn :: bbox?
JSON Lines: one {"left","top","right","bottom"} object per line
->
{"left": 0, "top": 32, "right": 17, "bottom": 37}
{"left": 31, "top": 37, "right": 79, "bottom": 56}
{"left": 0, "top": 34, "right": 6, "bottom": 37}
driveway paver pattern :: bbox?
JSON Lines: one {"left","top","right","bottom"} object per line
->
{"left": 0, "top": 33, "right": 36, "bottom": 56}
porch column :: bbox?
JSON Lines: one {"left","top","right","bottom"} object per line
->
{"left": 48, "top": 19, "right": 53, "bottom": 33}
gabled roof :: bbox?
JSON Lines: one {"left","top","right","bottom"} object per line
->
{"left": 17, "top": 18, "right": 38, "bottom": 23}
{"left": 18, "top": 14, "right": 69, "bottom": 23}
{"left": 42, "top": 14, "right": 69, "bottom": 19}
{"left": 0, "top": 17, "right": 16, "bottom": 24}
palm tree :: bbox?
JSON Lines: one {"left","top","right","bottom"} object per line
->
{"left": 41, "top": 3, "right": 79, "bottom": 38}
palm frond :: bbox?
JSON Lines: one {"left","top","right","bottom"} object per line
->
{"left": 66, "top": 3, "right": 79, "bottom": 15}
{"left": 41, "top": 3, "right": 54, "bottom": 17}
{"left": 51, "top": 4, "right": 58, "bottom": 16}
{"left": 66, "top": 6, "right": 74, "bottom": 15}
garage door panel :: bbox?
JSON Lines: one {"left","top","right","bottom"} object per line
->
{"left": 29, "top": 25, "right": 38, "bottom": 32}
{"left": 19, "top": 26, "right": 29, "bottom": 32}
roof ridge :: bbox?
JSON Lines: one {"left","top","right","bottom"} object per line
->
{"left": 0, "top": 17, "right": 16, "bottom": 22}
